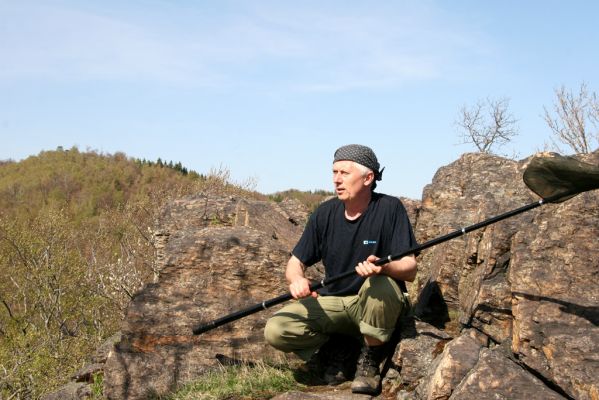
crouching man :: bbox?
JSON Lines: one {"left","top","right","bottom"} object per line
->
{"left": 264, "top": 144, "right": 417, "bottom": 395}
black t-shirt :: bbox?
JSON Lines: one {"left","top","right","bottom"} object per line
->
{"left": 292, "top": 193, "right": 418, "bottom": 296}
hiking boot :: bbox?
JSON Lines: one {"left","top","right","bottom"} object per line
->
{"left": 295, "top": 334, "right": 360, "bottom": 386}
{"left": 322, "top": 335, "right": 360, "bottom": 385}
{"left": 350, "top": 344, "right": 386, "bottom": 394}
{"left": 295, "top": 348, "right": 326, "bottom": 385}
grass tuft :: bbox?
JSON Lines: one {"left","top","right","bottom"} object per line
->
{"left": 166, "top": 360, "right": 305, "bottom": 400}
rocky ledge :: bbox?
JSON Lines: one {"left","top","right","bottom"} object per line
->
{"left": 48, "top": 152, "right": 599, "bottom": 400}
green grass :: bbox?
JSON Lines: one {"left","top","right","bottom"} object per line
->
{"left": 90, "top": 373, "right": 104, "bottom": 399}
{"left": 166, "top": 360, "right": 306, "bottom": 400}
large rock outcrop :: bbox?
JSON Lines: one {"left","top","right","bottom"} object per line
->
{"left": 397, "top": 151, "right": 599, "bottom": 400}
{"left": 102, "top": 151, "right": 599, "bottom": 400}
{"left": 103, "top": 196, "right": 312, "bottom": 399}
{"left": 509, "top": 188, "right": 599, "bottom": 399}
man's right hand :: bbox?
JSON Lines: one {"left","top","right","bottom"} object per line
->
{"left": 289, "top": 277, "right": 318, "bottom": 299}
{"left": 286, "top": 255, "right": 318, "bottom": 299}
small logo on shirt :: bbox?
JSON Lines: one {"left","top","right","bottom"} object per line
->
{"left": 363, "top": 240, "right": 377, "bottom": 245}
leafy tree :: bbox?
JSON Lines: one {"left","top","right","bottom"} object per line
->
{"left": 0, "top": 208, "right": 113, "bottom": 397}
{"left": 268, "top": 189, "right": 334, "bottom": 212}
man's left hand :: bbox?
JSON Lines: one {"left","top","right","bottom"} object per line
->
{"left": 355, "top": 255, "right": 383, "bottom": 277}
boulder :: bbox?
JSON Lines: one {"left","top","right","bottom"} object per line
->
{"left": 510, "top": 166, "right": 599, "bottom": 400}
{"left": 391, "top": 320, "right": 453, "bottom": 391}
{"left": 271, "top": 390, "right": 373, "bottom": 399}
{"left": 413, "top": 153, "right": 535, "bottom": 329}
{"left": 449, "top": 347, "right": 566, "bottom": 399}
{"left": 41, "top": 382, "right": 91, "bottom": 400}
{"left": 414, "top": 333, "right": 482, "bottom": 400}
{"left": 103, "top": 195, "right": 307, "bottom": 399}
{"left": 390, "top": 151, "right": 598, "bottom": 400}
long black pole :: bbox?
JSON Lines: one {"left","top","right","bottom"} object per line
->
{"left": 193, "top": 195, "right": 557, "bottom": 335}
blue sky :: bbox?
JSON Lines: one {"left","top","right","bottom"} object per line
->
{"left": 1, "top": 1, "right": 598, "bottom": 199}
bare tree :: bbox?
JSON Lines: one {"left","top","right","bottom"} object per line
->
{"left": 543, "top": 83, "right": 599, "bottom": 154}
{"left": 456, "top": 97, "right": 518, "bottom": 154}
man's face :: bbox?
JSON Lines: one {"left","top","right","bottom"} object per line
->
{"left": 332, "top": 160, "right": 372, "bottom": 201}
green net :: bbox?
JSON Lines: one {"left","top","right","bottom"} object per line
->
{"left": 523, "top": 152, "right": 599, "bottom": 203}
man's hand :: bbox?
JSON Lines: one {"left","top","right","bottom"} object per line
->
{"left": 286, "top": 255, "right": 318, "bottom": 299}
{"left": 289, "top": 277, "right": 318, "bottom": 299}
{"left": 356, "top": 254, "right": 417, "bottom": 281}
{"left": 355, "top": 255, "right": 383, "bottom": 277}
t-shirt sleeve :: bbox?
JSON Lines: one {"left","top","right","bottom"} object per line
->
{"left": 292, "top": 212, "right": 322, "bottom": 267}
{"left": 391, "top": 200, "right": 419, "bottom": 256}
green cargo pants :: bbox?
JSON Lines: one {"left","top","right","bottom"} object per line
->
{"left": 264, "top": 275, "right": 410, "bottom": 361}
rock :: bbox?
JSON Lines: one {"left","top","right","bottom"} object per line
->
{"left": 413, "top": 153, "right": 535, "bottom": 329}
{"left": 414, "top": 334, "right": 482, "bottom": 400}
{"left": 391, "top": 319, "right": 453, "bottom": 391}
{"left": 71, "top": 363, "right": 104, "bottom": 383}
{"left": 399, "top": 197, "right": 421, "bottom": 229}
{"left": 41, "top": 382, "right": 92, "bottom": 400}
{"left": 90, "top": 332, "right": 122, "bottom": 364}
{"left": 271, "top": 389, "right": 373, "bottom": 399}
{"left": 391, "top": 151, "right": 599, "bottom": 400}
{"left": 395, "top": 390, "right": 418, "bottom": 400}
{"left": 103, "top": 195, "right": 307, "bottom": 399}
{"left": 449, "top": 347, "right": 566, "bottom": 399}
{"left": 510, "top": 160, "right": 599, "bottom": 400}
{"left": 156, "top": 194, "right": 307, "bottom": 257}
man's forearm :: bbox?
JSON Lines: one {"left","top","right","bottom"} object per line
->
{"left": 285, "top": 255, "right": 306, "bottom": 284}
{"left": 381, "top": 255, "right": 417, "bottom": 282}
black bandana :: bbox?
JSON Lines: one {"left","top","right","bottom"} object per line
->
{"left": 333, "top": 144, "right": 384, "bottom": 181}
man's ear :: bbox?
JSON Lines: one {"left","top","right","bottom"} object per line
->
{"left": 363, "top": 171, "right": 375, "bottom": 187}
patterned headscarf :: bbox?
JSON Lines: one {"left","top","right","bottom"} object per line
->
{"left": 333, "top": 144, "right": 384, "bottom": 181}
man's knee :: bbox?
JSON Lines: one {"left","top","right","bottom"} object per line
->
{"left": 357, "top": 276, "right": 407, "bottom": 334}
{"left": 359, "top": 275, "right": 402, "bottom": 302}
{"left": 264, "top": 316, "right": 287, "bottom": 350}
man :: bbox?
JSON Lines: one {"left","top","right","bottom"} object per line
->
{"left": 264, "top": 144, "right": 418, "bottom": 395}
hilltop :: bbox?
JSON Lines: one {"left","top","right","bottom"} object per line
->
{"left": 0, "top": 148, "right": 331, "bottom": 398}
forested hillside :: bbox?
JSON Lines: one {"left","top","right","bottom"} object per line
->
{"left": 0, "top": 148, "right": 260, "bottom": 398}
